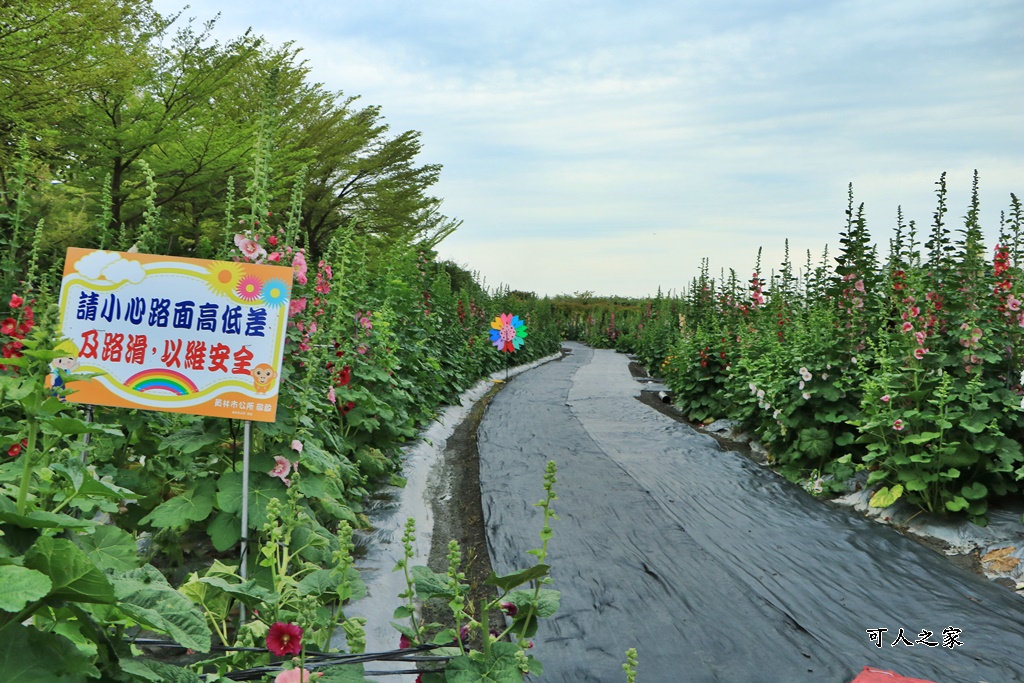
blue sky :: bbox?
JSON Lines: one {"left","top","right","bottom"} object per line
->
{"left": 153, "top": 0, "right": 1023, "bottom": 297}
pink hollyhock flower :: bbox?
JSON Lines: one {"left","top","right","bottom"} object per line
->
{"left": 901, "top": 322, "right": 913, "bottom": 333}
{"left": 914, "top": 347, "right": 928, "bottom": 360}
{"left": 327, "top": 386, "right": 336, "bottom": 405}
{"left": 915, "top": 331, "right": 926, "bottom": 345}
{"left": 291, "top": 439, "right": 303, "bottom": 454}
{"left": 356, "top": 345, "right": 368, "bottom": 355}
{"left": 500, "top": 601, "right": 518, "bottom": 617}
{"left": 893, "top": 419, "right": 905, "bottom": 431}
{"left": 275, "top": 668, "right": 313, "bottom": 683}
{"left": 854, "top": 279, "right": 865, "bottom": 293}
{"left": 908, "top": 306, "right": 920, "bottom": 318}
{"left": 266, "top": 622, "right": 304, "bottom": 656}
{"left": 881, "top": 394, "right": 890, "bottom": 403}
{"left": 269, "top": 456, "right": 292, "bottom": 487}
{"left": 268, "top": 235, "right": 278, "bottom": 247}
{"left": 802, "top": 392, "right": 811, "bottom": 400}
{"left": 1008, "top": 297, "right": 1022, "bottom": 311}
{"left": 268, "top": 252, "right": 281, "bottom": 263}
{"left": 289, "top": 298, "right": 307, "bottom": 316}
{"left": 234, "top": 234, "right": 267, "bottom": 262}
{"left": 9, "top": 293, "right": 23, "bottom": 309}
{"left": 359, "top": 315, "right": 373, "bottom": 331}
{"left": 292, "top": 250, "right": 308, "bottom": 285}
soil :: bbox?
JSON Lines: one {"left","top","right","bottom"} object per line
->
{"left": 422, "top": 380, "right": 507, "bottom": 643}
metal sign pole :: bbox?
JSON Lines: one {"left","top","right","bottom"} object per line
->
{"left": 239, "top": 420, "right": 252, "bottom": 625}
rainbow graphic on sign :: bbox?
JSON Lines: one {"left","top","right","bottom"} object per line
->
{"left": 125, "top": 369, "right": 200, "bottom": 396}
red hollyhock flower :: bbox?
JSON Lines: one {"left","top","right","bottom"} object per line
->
{"left": 0, "top": 318, "right": 15, "bottom": 335}
{"left": 9, "top": 293, "right": 23, "bottom": 309}
{"left": 8, "top": 443, "right": 21, "bottom": 457}
{"left": 266, "top": 622, "right": 303, "bottom": 656}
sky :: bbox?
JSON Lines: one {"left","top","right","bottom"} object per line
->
{"left": 151, "top": 0, "right": 1024, "bottom": 297}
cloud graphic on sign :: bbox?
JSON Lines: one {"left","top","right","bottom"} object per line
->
{"left": 74, "top": 250, "right": 146, "bottom": 284}
{"left": 75, "top": 251, "right": 121, "bottom": 279}
{"left": 102, "top": 258, "right": 146, "bottom": 284}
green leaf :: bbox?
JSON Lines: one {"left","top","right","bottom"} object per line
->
{"left": 120, "top": 658, "right": 204, "bottom": 683}
{"left": 961, "top": 482, "right": 988, "bottom": 500}
{"left": 0, "top": 565, "right": 52, "bottom": 611}
{"left": 869, "top": 484, "right": 904, "bottom": 509}
{"left": 796, "top": 427, "right": 832, "bottom": 459}
{"left": 961, "top": 413, "right": 987, "bottom": 434}
{"left": 139, "top": 478, "right": 216, "bottom": 528}
{"left": 411, "top": 565, "right": 455, "bottom": 601}
{"left": 834, "top": 432, "right": 855, "bottom": 447}
{"left": 483, "top": 564, "right": 550, "bottom": 592}
{"left": 445, "top": 642, "right": 525, "bottom": 683}
{"left": 72, "top": 524, "right": 140, "bottom": 572}
{"left": 0, "top": 624, "right": 100, "bottom": 681}
{"left": 901, "top": 431, "right": 941, "bottom": 445}
{"left": 158, "top": 423, "right": 222, "bottom": 454}
{"left": 43, "top": 416, "right": 122, "bottom": 437}
{"left": 0, "top": 509, "right": 95, "bottom": 530}
{"left": 508, "top": 588, "right": 560, "bottom": 618}
{"left": 207, "top": 511, "right": 241, "bottom": 552}
{"left": 112, "top": 566, "right": 212, "bottom": 653}
{"left": 945, "top": 496, "right": 969, "bottom": 512}
{"left": 23, "top": 536, "right": 115, "bottom": 604}
{"left": 198, "top": 576, "right": 273, "bottom": 608}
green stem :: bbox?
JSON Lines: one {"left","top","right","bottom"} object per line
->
{"left": 15, "top": 419, "right": 38, "bottom": 515}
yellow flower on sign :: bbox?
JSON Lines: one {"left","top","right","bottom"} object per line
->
{"left": 206, "top": 261, "right": 245, "bottom": 299}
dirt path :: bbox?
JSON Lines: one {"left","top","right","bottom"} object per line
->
{"left": 462, "top": 342, "right": 1024, "bottom": 683}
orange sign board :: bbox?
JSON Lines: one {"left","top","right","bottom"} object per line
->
{"left": 55, "top": 248, "right": 292, "bottom": 422}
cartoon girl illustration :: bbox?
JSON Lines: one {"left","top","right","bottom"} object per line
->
{"left": 47, "top": 339, "right": 80, "bottom": 401}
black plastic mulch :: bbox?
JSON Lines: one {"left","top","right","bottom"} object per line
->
{"left": 478, "top": 342, "right": 1024, "bottom": 683}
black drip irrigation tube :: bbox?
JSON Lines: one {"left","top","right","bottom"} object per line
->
{"left": 133, "top": 638, "right": 457, "bottom": 680}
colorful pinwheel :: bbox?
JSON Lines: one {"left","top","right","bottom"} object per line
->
{"left": 489, "top": 313, "right": 528, "bottom": 352}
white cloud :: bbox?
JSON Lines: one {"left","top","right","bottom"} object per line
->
{"left": 151, "top": 0, "right": 1024, "bottom": 297}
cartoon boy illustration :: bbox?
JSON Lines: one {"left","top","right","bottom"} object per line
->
{"left": 47, "top": 339, "right": 80, "bottom": 401}
{"left": 251, "top": 363, "right": 277, "bottom": 395}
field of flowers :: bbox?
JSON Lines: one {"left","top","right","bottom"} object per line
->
{"left": 0, "top": 131, "right": 565, "bottom": 679}
{"left": 572, "top": 175, "right": 1024, "bottom": 527}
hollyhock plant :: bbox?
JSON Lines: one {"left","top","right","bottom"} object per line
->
{"left": 292, "top": 250, "right": 308, "bottom": 285}
{"left": 893, "top": 419, "right": 905, "bottom": 432}
{"left": 234, "top": 233, "right": 267, "bottom": 262}
{"left": 269, "top": 456, "right": 292, "bottom": 487}
{"left": 266, "top": 622, "right": 304, "bottom": 656}
{"left": 9, "top": 293, "right": 22, "bottom": 309}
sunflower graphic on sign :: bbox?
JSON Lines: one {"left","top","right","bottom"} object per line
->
{"left": 489, "top": 313, "right": 527, "bottom": 353}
